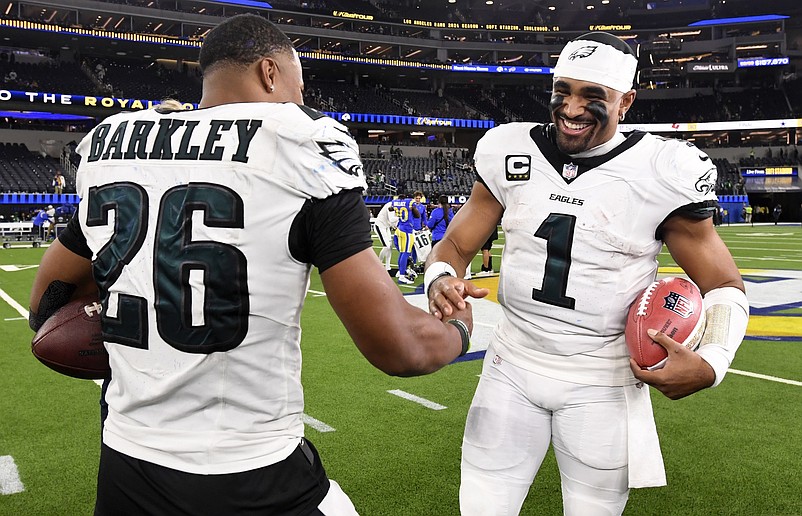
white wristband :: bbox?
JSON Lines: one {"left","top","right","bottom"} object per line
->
{"left": 695, "top": 286, "right": 749, "bottom": 388}
{"left": 424, "top": 261, "right": 458, "bottom": 297}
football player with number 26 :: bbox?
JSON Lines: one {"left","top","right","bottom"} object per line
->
{"left": 29, "top": 14, "right": 473, "bottom": 516}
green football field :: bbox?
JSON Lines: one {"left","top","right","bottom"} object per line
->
{"left": 1, "top": 224, "right": 801, "bottom": 515}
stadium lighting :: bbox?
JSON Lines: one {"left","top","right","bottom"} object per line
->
{"left": 448, "top": 0, "right": 456, "bottom": 3}
{"left": 548, "top": 5, "right": 556, "bottom": 10}
{"left": 485, "top": 0, "right": 493, "bottom": 4}
{"left": 586, "top": 5, "right": 594, "bottom": 9}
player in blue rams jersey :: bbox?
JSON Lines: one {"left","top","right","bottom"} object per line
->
{"left": 408, "top": 190, "right": 428, "bottom": 274}
{"left": 410, "top": 191, "right": 427, "bottom": 232}
{"left": 392, "top": 195, "right": 419, "bottom": 284}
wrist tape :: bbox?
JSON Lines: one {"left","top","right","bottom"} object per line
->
{"left": 695, "top": 286, "right": 749, "bottom": 387}
{"left": 424, "top": 261, "right": 457, "bottom": 296}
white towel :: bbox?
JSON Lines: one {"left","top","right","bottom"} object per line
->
{"left": 624, "top": 383, "right": 667, "bottom": 488}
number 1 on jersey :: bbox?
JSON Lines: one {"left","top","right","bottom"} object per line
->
{"left": 532, "top": 213, "right": 576, "bottom": 310}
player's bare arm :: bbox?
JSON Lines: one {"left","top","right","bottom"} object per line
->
{"left": 29, "top": 239, "right": 97, "bottom": 329}
{"left": 322, "top": 247, "right": 472, "bottom": 376}
{"left": 424, "top": 181, "right": 499, "bottom": 319}
{"left": 631, "top": 215, "right": 747, "bottom": 399}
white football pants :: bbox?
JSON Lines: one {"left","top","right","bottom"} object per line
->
{"left": 460, "top": 350, "right": 629, "bottom": 516}
{"left": 319, "top": 479, "right": 360, "bottom": 515}
{"left": 374, "top": 223, "right": 394, "bottom": 270}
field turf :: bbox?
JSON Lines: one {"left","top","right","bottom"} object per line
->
{"left": 1, "top": 223, "right": 800, "bottom": 515}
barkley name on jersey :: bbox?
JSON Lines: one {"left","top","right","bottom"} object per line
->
{"left": 475, "top": 122, "right": 717, "bottom": 386}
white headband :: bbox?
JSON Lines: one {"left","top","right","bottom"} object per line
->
{"left": 553, "top": 36, "right": 637, "bottom": 93}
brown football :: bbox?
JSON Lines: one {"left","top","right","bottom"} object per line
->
{"left": 625, "top": 277, "right": 706, "bottom": 370}
{"left": 31, "top": 295, "right": 110, "bottom": 380}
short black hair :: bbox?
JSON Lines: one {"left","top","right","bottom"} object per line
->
{"left": 199, "top": 14, "right": 295, "bottom": 74}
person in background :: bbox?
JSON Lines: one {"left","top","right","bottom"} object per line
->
{"left": 52, "top": 172, "right": 66, "bottom": 194}
{"left": 475, "top": 224, "right": 499, "bottom": 277}
{"left": 31, "top": 207, "right": 49, "bottom": 240}
{"left": 43, "top": 204, "right": 56, "bottom": 240}
{"left": 392, "top": 194, "right": 420, "bottom": 285}
{"left": 427, "top": 195, "right": 454, "bottom": 247}
{"left": 29, "top": 14, "right": 474, "bottom": 515}
{"left": 424, "top": 32, "right": 748, "bottom": 516}
{"left": 773, "top": 203, "right": 782, "bottom": 225}
{"left": 409, "top": 190, "right": 428, "bottom": 274}
{"left": 373, "top": 200, "right": 398, "bottom": 273}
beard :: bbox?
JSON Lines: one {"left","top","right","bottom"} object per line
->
{"left": 553, "top": 120, "right": 597, "bottom": 155}
{"left": 551, "top": 100, "right": 612, "bottom": 155}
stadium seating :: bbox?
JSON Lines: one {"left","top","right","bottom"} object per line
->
{"left": 363, "top": 155, "right": 476, "bottom": 197}
{"left": 0, "top": 143, "right": 71, "bottom": 193}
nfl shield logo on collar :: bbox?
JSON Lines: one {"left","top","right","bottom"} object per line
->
{"left": 562, "top": 163, "right": 579, "bottom": 179}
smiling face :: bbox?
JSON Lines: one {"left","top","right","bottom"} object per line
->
{"left": 549, "top": 77, "right": 635, "bottom": 155}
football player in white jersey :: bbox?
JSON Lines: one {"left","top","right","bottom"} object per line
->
{"left": 373, "top": 200, "right": 398, "bottom": 271}
{"left": 29, "top": 15, "right": 474, "bottom": 516}
{"left": 424, "top": 32, "right": 748, "bottom": 515}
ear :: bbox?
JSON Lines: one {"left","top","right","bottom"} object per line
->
{"left": 258, "top": 57, "right": 278, "bottom": 94}
{"left": 619, "top": 89, "right": 636, "bottom": 119}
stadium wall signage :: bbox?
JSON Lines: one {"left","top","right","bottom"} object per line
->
{"left": 737, "top": 57, "right": 790, "bottom": 68}
{"left": 332, "top": 10, "right": 374, "bottom": 21}
{"left": 0, "top": 89, "right": 495, "bottom": 127}
{"left": 402, "top": 18, "right": 558, "bottom": 32}
{"left": 741, "top": 166, "right": 798, "bottom": 177}
{"left": 0, "top": 90, "right": 197, "bottom": 111}
{"left": 686, "top": 62, "right": 735, "bottom": 73}
{"left": 331, "top": 112, "right": 494, "bottom": 129}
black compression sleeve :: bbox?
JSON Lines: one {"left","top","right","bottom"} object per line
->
{"left": 29, "top": 280, "right": 77, "bottom": 331}
{"left": 289, "top": 189, "right": 373, "bottom": 273}
{"left": 655, "top": 199, "right": 718, "bottom": 240}
{"left": 58, "top": 207, "right": 93, "bottom": 259}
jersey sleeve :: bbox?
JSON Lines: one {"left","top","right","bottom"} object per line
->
{"left": 58, "top": 207, "right": 93, "bottom": 259}
{"left": 654, "top": 140, "right": 718, "bottom": 237}
{"left": 473, "top": 126, "right": 506, "bottom": 209}
{"left": 661, "top": 140, "right": 718, "bottom": 207}
{"left": 474, "top": 123, "right": 540, "bottom": 209}
{"left": 276, "top": 107, "right": 367, "bottom": 200}
{"left": 288, "top": 188, "right": 373, "bottom": 273}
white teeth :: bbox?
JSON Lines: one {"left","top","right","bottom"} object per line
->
{"left": 564, "top": 120, "right": 590, "bottom": 130}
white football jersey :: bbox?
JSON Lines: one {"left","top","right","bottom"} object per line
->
{"left": 413, "top": 229, "right": 433, "bottom": 262}
{"left": 75, "top": 102, "right": 366, "bottom": 474}
{"left": 375, "top": 200, "right": 398, "bottom": 228}
{"left": 476, "top": 123, "right": 717, "bottom": 385}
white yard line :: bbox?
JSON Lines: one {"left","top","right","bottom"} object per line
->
{"left": 387, "top": 389, "right": 447, "bottom": 410}
{"left": 0, "top": 456, "right": 25, "bottom": 495}
{"left": 0, "top": 288, "right": 27, "bottom": 318}
{"left": 728, "top": 368, "right": 802, "bottom": 387}
{"left": 301, "top": 414, "right": 336, "bottom": 433}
